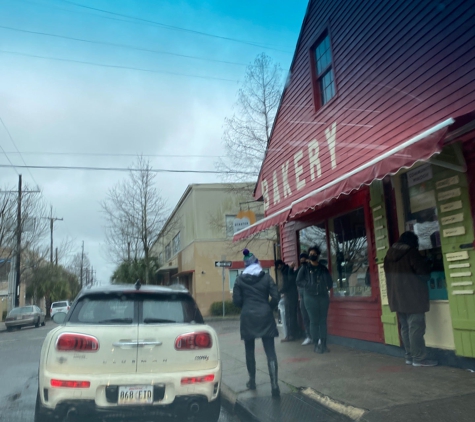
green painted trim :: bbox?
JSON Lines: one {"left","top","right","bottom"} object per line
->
{"left": 381, "top": 313, "right": 397, "bottom": 325}
{"left": 452, "top": 319, "right": 475, "bottom": 331}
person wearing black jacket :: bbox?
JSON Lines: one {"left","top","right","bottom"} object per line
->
{"left": 296, "top": 245, "right": 333, "bottom": 353}
{"left": 297, "top": 252, "right": 312, "bottom": 346}
{"left": 233, "top": 249, "right": 280, "bottom": 397}
{"left": 275, "top": 259, "right": 299, "bottom": 342}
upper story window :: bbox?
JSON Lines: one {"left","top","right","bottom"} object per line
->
{"left": 312, "top": 33, "right": 336, "bottom": 108}
{"left": 165, "top": 243, "right": 171, "bottom": 260}
{"left": 172, "top": 232, "right": 181, "bottom": 255}
{"left": 158, "top": 252, "right": 163, "bottom": 265}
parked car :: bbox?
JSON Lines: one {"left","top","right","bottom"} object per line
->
{"left": 4, "top": 306, "right": 46, "bottom": 331}
{"left": 50, "top": 300, "right": 70, "bottom": 317}
{"left": 35, "top": 283, "right": 221, "bottom": 422}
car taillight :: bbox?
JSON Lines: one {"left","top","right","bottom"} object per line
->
{"left": 56, "top": 333, "right": 99, "bottom": 352}
{"left": 175, "top": 332, "right": 212, "bottom": 350}
{"left": 181, "top": 374, "right": 215, "bottom": 385}
{"left": 51, "top": 379, "right": 90, "bottom": 388}
{"left": 67, "top": 306, "right": 70, "bottom": 311}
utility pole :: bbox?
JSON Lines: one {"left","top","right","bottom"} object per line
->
{"left": 15, "top": 175, "right": 22, "bottom": 307}
{"left": 1, "top": 177, "right": 40, "bottom": 309}
{"left": 80, "top": 241, "right": 84, "bottom": 288}
{"left": 55, "top": 247, "right": 58, "bottom": 266}
{"left": 43, "top": 205, "right": 63, "bottom": 264}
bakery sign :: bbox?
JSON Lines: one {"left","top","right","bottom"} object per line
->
{"left": 260, "top": 122, "right": 337, "bottom": 210}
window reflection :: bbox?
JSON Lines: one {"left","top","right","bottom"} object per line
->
{"left": 329, "top": 208, "right": 370, "bottom": 297}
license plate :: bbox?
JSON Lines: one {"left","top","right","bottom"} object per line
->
{"left": 16, "top": 316, "right": 22, "bottom": 320}
{"left": 118, "top": 385, "right": 153, "bottom": 406}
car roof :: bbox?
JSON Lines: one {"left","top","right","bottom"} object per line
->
{"left": 76, "top": 283, "right": 190, "bottom": 300}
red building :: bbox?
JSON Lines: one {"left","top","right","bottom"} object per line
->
{"left": 235, "top": 0, "right": 475, "bottom": 360}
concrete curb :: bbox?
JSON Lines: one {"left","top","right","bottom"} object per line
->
{"left": 300, "top": 387, "right": 367, "bottom": 421}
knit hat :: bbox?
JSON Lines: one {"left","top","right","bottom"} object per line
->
{"left": 299, "top": 252, "right": 308, "bottom": 259}
{"left": 243, "top": 249, "right": 258, "bottom": 267}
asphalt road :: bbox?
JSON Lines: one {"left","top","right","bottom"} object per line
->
{"left": 0, "top": 322, "right": 239, "bottom": 422}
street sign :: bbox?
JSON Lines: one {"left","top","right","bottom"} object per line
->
{"left": 215, "top": 261, "right": 232, "bottom": 268}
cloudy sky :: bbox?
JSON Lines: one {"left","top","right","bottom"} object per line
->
{"left": 0, "top": 0, "right": 308, "bottom": 283}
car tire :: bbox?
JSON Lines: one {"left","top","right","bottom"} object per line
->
{"left": 35, "top": 318, "right": 40, "bottom": 328}
{"left": 6, "top": 326, "right": 12, "bottom": 332}
{"left": 195, "top": 393, "right": 221, "bottom": 422}
{"left": 34, "top": 391, "right": 50, "bottom": 422}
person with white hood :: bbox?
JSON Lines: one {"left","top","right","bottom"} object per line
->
{"left": 232, "top": 249, "right": 280, "bottom": 397}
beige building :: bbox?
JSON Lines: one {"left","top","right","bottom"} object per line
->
{"left": 152, "top": 183, "right": 277, "bottom": 316}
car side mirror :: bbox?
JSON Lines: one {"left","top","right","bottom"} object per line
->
{"left": 52, "top": 312, "right": 67, "bottom": 324}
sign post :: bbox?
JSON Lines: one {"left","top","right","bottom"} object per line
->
{"left": 215, "top": 259, "right": 232, "bottom": 317}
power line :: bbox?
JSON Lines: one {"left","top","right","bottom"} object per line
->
{"left": 0, "top": 49, "right": 238, "bottom": 82}
{"left": 57, "top": 0, "right": 290, "bottom": 53}
{"left": 0, "top": 141, "right": 19, "bottom": 176}
{"left": 0, "top": 24, "right": 247, "bottom": 67}
{"left": 2, "top": 151, "right": 225, "bottom": 159}
{"left": 0, "top": 115, "right": 40, "bottom": 188}
{"left": 0, "top": 163, "right": 255, "bottom": 174}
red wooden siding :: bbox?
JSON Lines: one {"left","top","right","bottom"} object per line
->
{"left": 256, "top": 0, "right": 475, "bottom": 217}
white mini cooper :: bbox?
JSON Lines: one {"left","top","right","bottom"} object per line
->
{"left": 35, "top": 283, "right": 221, "bottom": 421}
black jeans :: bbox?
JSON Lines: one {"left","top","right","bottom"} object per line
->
{"left": 304, "top": 293, "right": 329, "bottom": 343}
{"left": 244, "top": 337, "right": 277, "bottom": 361}
{"left": 298, "top": 287, "right": 311, "bottom": 339}
{"left": 398, "top": 312, "right": 427, "bottom": 362}
{"left": 284, "top": 290, "right": 299, "bottom": 338}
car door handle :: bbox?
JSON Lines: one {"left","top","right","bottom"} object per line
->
{"left": 137, "top": 340, "right": 163, "bottom": 347}
{"left": 113, "top": 340, "right": 163, "bottom": 347}
{"left": 113, "top": 341, "right": 139, "bottom": 347}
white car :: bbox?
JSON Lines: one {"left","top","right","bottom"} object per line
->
{"left": 50, "top": 301, "right": 70, "bottom": 318}
{"left": 35, "top": 283, "right": 222, "bottom": 422}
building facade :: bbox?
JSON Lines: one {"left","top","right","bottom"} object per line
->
{"left": 152, "top": 183, "right": 277, "bottom": 316}
{"left": 235, "top": 0, "right": 475, "bottom": 360}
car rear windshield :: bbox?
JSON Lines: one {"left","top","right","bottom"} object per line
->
{"left": 52, "top": 302, "right": 68, "bottom": 308}
{"left": 67, "top": 292, "right": 204, "bottom": 325}
{"left": 9, "top": 307, "right": 34, "bottom": 315}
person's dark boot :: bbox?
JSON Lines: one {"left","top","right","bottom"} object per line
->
{"left": 314, "top": 340, "right": 323, "bottom": 354}
{"left": 267, "top": 359, "right": 280, "bottom": 398}
{"left": 245, "top": 351, "right": 256, "bottom": 390}
{"left": 321, "top": 338, "right": 330, "bottom": 353}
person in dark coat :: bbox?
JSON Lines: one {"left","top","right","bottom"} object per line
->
{"left": 384, "top": 231, "right": 437, "bottom": 367}
{"left": 275, "top": 259, "right": 299, "bottom": 342}
{"left": 296, "top": 252, "right": 312, "bottom": 345}
{"left": 232, "top": 249, "right": 280, "bottom": 397}
{"left": 296, "top": 245, "right": 333, "bottom": 353}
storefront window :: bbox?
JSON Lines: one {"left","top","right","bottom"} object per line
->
{"left": 329, "top": 208, "right": 371, "bottom": 297}
{"left": 401, "top": 165, "right": 447, "bottom": 299}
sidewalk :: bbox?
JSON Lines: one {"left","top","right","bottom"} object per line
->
{"left": 210, "top": 319, "right": 475, "bottom": 422}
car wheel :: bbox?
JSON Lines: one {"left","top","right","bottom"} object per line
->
{"left": 6, "top": 327, "right": 12, "bottom": 332}
{"left": 35, "top": 318, "right": 40, "bottom": 328}
{"left": 195, "top": 393, "right": 221, "bottom": 422}
{"left": 34, "top": 391, "right": 50, "bottom": 422}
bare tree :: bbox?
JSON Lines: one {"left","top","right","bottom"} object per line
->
{"left": 101, "top": 156, "right": 169, "bottom": 284}
{"left": 68, "top": 251, "right": 91, "bottom": 288}
{"left": 216, "top": 53, "right": 283, "bottom": 183}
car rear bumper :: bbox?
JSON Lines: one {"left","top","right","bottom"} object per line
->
{"left": 39, "top": 363, "right": 222, "bottom": 415}
{"left": 38, "top": 394, "right": 218, "bottom": 420}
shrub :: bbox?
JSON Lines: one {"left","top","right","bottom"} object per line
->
{"left": 209, "top": 300, "right": 241, "bottom": 316}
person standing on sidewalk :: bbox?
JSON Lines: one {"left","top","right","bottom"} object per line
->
{"left": 232, "top": 249, "right": 281, "bottom": 397}
{"left": 296, "top": 245, "right": 333, "bottom": 354}
{"left": 384, "top": 231, "right": 437, "bottom": 367}
{"left": 275, "top": 259, "right": 299, "bottom": 342}
{"left": 297, "top": 252, "right": 312, "bottom": 346}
